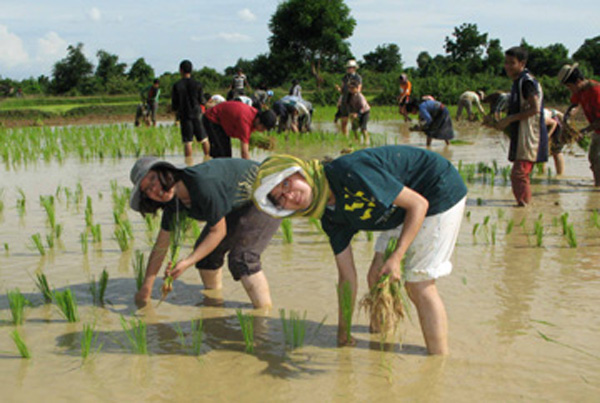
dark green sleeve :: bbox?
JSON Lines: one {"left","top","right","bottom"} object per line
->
{"left": 321, "top": 215, "right": 358, "bottom": 255}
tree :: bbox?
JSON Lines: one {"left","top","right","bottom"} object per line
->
{"left": 362, "top": 43, "right": 402, "bottom": 73}
{"left": 128, "top": 57, "right": 155, "bottom": 84}
{"left": 485, "top": 38, "right": 504, "bottom": 75}
{"left": 51, "top": 43, "right": 94, "bottom": 94}
{"left": 416, "top": 51, "right": 432, "bottom": 70}
{"left": 519, "top": 39, "right": 570, "bottom": 77}
{"left": 268, "top": 0, "right": 356, "bottom": 87}
{"left": 444, "top": 23, "right": 488, "bottom": 62}
{"left": 573, "top": 35, "right": 600, "bottom": 76}
{"left": 95, "top": 50, "right": 127, "bottom": 85}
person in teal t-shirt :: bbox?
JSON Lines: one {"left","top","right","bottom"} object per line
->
{"left": 252, "top": 146, "right": 467, "bottom": 354}
{"left": 129, "top": 156, "right": 280, "bottom": 308}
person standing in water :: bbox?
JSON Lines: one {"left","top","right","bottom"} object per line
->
{"left": 252, "top": 146, "right": 467, "bottom": 354}
{"left": 130, "top": 156, "right": 280, "bottom": 308}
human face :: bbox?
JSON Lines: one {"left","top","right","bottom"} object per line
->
{"left": 348, "top": 85, "right": 359, "bottom": 94}
{"left": 268, "top": 172, "right": 313, "bottom": 211}
{"left": 504, "top": 55, "right": 526, "bottom": 80}
{"left": 139, "top": 170, "right": 175, "bottom": 203}
{"left": 346, "top": 66, "right": 357, "bottom": 74}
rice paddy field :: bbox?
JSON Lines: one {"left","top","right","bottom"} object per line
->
{"left": 0, "top": 119, "right": 599, "bottom": 402}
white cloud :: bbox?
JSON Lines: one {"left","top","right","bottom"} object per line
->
{"left": 237, "top": 8, "right": 256, "bottom": 22}
{"left": 0, "top": 25, "right": 29, "bottom": 67}
{"left": 36, "top": 31, "right": 67, "bottom": 59}
{"left": 217, "top": 33, "right": 253, "bottom": 43}
{"left": 88, "top": 7, "right": 101, "bottom": 21}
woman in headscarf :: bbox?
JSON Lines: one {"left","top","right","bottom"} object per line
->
{"left": 253, "top": 146, "right": 467, "bottom": 354}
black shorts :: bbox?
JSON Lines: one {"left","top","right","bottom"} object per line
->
{"left": 194, "top": 204, "right": 280, "bottom": 280}
{"left": 201, "top": 115, "right": 232, "bottom": 158}
{"left": 180, "top": 118, "right": 205, "bottom": 143}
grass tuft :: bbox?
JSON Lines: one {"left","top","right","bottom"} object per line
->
{"left": 35, "top": 272, "right": 53, "bottom": 303}
{"left": 53, "top": 288, "right": 79, "bottom": 322}
{"left": 81, "top": 322, "right": 102, "bottom": 360}
{"left": 280, "top": 309, "right": 307, "bottom": 350}
{"left": 120, "top": 315, "right": 148, "bottom": 355}
{"left": 7, "top": 288, "right": 31, "bottom": 325}
{"left": 236, "top": 309, "right": 255, "bottom": 354}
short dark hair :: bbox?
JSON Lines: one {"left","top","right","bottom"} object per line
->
{"left": 564, "top": 68, "right": 585, "bottom": 84}
{"left": 179, "top": 60, "right": 193, "bottom": 74}
{"left": 153, "top": 79, "right": 160, "bottom": 85}
{"left": 348, "top": 79, "right": 360, "bottom": 88}
{"left": 505, "top": 47, "right": 528, "bottom": 62}
{"left": 257, "top": 109, "right": 277, "bottom": 130}
{"left": 405, "top": 99, "right": 420, "bottom": 113}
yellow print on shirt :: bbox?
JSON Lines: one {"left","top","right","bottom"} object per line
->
{"left": 343, "top": 188, "right": 375, "bottom": 221}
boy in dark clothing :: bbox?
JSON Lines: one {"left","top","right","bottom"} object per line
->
{"left": 172, "top": 60, "right": 209, "bottom": 160}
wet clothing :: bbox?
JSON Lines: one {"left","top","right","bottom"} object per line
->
{"left": 321, "top": 146, "right": 468, "bottom": 254}
{"left": 418, "top": 100, "right": 454, "bottom": 140}
{"left": 507, "top": 69, "right": 548, "bottom": 163}
{"left": 456, "top": 91, "right": 485, "bottom": 119}
{"left": 570, "top": 80, "right": 600, "bottom": 183}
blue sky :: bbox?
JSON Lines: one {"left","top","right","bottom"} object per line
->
{"left": 1, "top": 0, "right": 598, "bottom": 80}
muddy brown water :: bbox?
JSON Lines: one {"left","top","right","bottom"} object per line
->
{"left": 1, "top": 121, "right": 599, "bottom": 401}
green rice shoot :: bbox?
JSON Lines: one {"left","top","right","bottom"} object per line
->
{"left": 89, "top": 269, "right": 109, "bottom": 305}
{"left": 53, "top": 288, "right": 79, "bottom": 322}
{"left": 132, "top": 250, "right": 146, "bottom": 291}
{"left": 120, "top": 315, "right": 148, "bottom": 355}
{"left": 280, "top": 218, "right": 293, "bottom": 243}
{"left": 191, "top": 318, "right": 203, "bottom": 356}
{"left": 280, "top": 309, "right": 307, "bottom": 350}
{"left": 35, "top": 272, "right": 53, "bottom": 303}
{"left": 31, "top": 233, "right": 45, "bottom": 256}
{"left": 7, "top": 288, "right": 30, "bottom": 325}
{"left": 236, "top": 309, "right": 255, "bottom": 354}
{"left": 11, "top": 329, "right": 31, "bottom": 359}
{"left": 81, "top": 322, "right": 102, "bottom": 360}
{"left": 337, "top": 280, "right": 354, "bottom": 343}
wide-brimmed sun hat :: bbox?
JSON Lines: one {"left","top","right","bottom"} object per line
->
{"left": 129, "top": 156, "right": 182, "bottom": 212}
{"left": 346, "top": 59, "right": 358, "bottom": 69}
{"left": 557, "top": 63, "right": 579, "bottom": 84}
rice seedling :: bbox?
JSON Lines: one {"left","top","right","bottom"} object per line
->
{"left": 308, "top": 217, "right": 324, "bottom": 233}
{"left": 0, "top": 188, "right": 4, "bottom": 214}
{"left": 80, "top": 231, "right": 88, "bottom": 254}
{"left": 132, "top": 250, "right": 146, "bottom": 291}
{"left": 483, "top": 215, "right": 490, "bottom": 226}
{"left": 54, "top": 223, "right": 63, "bottom": 239}
{"left": 46, "top": 233, "right": 55, "bottom": 249}
{"left": 236, "top": 309, "right": 254, "bottom": 354}
{"left": 477, "top": 197, "right": 483, "bottom": 206}
{"left": 81, "top": 322, "right": 102, "bottom": 361}
{"left": 491, "top": 223, "right": 497, "bottom": 245}
{"left": 565, "top": 224, "right": 577, "bottom": 248}
{"left": 39, "top": 195, "right": 56, "bottom": 230}
{"left": 497, "top": 208, "right": 505, "bottom": 220}
{"left": 560, "top": 212, "right": 569, "bottom": 235}
{"left": 280, "top": 309, "right": 307, "bottom": 350}
{"left": 89, "top": 269, "right": 109, "bottom": 305}
{"left": 191, "top": 318, "right": 203, "bottom": 356}
{"left": 35, "top": 272, "right": 53, "bottom": 303}
{"left": 337, "top": 280, "right": 354, "bottom": 343}
{"left": 120, "top": 315, "right": 148, "bottom": 355}
{"left": 472, "top": 223, "right": 480, "bottom": 236}
{"left": 31, "top": 233, "right": 45, "bottom": 256}
{"left": 16, "top": 187, "right": 26, "bottom": 216}
{"left": 174, "top": 323, "right": 186, "bottom": 347}
{"left": 366, "top": 231, "right": 373, "bottom": 241}
{"left": 4, "top": 243, "right": 8, "bottom": 253}
{"left": 590, "top": 209, "right": 600, "bottom": 229}
{"left": 465, "top": 210, "right": 471, "bottom": 219}
{"left": 85, "top": 196, "right": 93, "bottom": 228}
{"left": 158, "top": 212, "right": 189, "bottom": 305}
{"left": 90, "top": 223, "right": 102, "bottom": 242}
{"left": 280, "top": 218, "right": 293, "bottom": 243}
{"left": 7, "top": 289, "right": 31, "bottom": 325}
{"left": 534, "top": 220, "right": 544, "bottom": 247}
{"left": 11, "top": 330, "right": 31, "bottom": 359}
{"left": 113, "top": 227, "right": 130, "bottom": 251}
{"left": 53, "top": 288, "right": 79, "bottom": 322}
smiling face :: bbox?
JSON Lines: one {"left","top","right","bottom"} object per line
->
{"left": 139, "top": 170, "right": 176, "bottom": 203}
{"left": 268, "top": 172, "right": 313, "bottom": 211}
{"left": 504, "top": 55, "right": 526, "bottom": 80}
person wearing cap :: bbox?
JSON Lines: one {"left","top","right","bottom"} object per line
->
{"left": 558, "top": 63, "right": 600, "bottom": 186}
{"left": 398, "top": 74, "right": 412, "bottom": 122}
{"left": 346, "top": 79, "right": 371, "bottom": 144}
{"left": 252, "top": 146, "right": 467, "bottom": 354}
{"left": 172, "top": 60, "right": 208, "bottom": 160}
{"left": 456, "top": 90, "right": 486, "bottom": 122}
{"left": 129, "top": 156, "right": 280, "bottom": 308}
{"left": 252, "top": 84, "right": 273, "bottom": 110}
{"left": 405, "top": 98, "right": 455, "bottom": 146}
{"left": 335, "top": 59, "right": 363, "bottom": 136}
{"left": 495, "top": 46, "right": 548, "bottom": 207}
{"left": 201, "top": 100, "right": 277, "bottom": 159}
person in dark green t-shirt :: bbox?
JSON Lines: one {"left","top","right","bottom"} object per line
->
{"left": 129, "top": 156, "right": 280, "bottom": 308}
{"left": 253, "top": 146, "right": 467, "bottom": 354}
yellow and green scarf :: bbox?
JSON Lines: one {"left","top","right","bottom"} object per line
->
{"left": 253, "top": 154, "right": 330, "bottom": 218}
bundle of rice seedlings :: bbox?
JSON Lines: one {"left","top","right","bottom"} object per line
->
{"left": 280, "top": 309, "right": 307, "bottom": 350}
{"left": 158, "top": 212, "right": 189, "bottom": 306}
{"left": 11, "top": 330, "right": 31, "bottom": 359}
{"left": 35, "top": 272, "right": 53, "bottom": 303}
{"left": 89, "top": 269, "right": 109, "bottom": 305}
{"left": 358, "top": 238, "right": 408, "bottom": 336}
{"left": 7, "top": 289, "right": 30, "bottom": 325}
{"left": 53, "top": 288, "right": 79, "bottom": 322}
{"left": 249, "top": 132, "right": 275, "bottom": 150}
{"left": 132, "top": 250, "right": 146, "bottom": 291}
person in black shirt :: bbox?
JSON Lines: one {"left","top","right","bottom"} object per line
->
{"left": 172, "top": 60, "right": 209, "bottom": 161}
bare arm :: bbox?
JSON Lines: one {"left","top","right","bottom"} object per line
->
{"left": 495, "top": 93, "right": 540, "bottom": 130}
{"left": 135, "top": 228, "right": 170, "bottom": 305}
{"left": 378, "top": 187, "right": 429, "bottom": 282}
{"left": 240, "top": 142, "right": 250, "bottom": 159}
{"left": 334, "top": 244, "right": 358, "bottom": 345}
{"left": 167, "top": 217, "right": 227, "bottom": 279}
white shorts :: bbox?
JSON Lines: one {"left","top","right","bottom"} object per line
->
{"left": 374, "top": 197, "right": 466, "bottom": 283}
